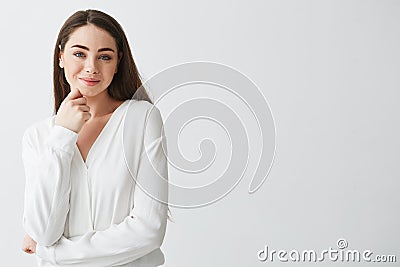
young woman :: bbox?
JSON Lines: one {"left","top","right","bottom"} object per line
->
{"left": 21, "top": 9, "right": 169, "bottom": 266}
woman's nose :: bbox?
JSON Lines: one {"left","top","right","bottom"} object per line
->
{"left": 85, "top": 57, "right": 99, "bottom": 74}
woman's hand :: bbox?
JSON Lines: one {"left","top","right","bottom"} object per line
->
{"left": 55, "top": 88, "right": 91, "bottom": 133}
{"left": 22, "top": 235, "right": 37, "bottom": 254}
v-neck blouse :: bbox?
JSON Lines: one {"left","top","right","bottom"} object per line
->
{"left": 74, "top": 100, "right": 128, "bottom": 169}
{"left": 22, "top": 99, "right": 169, "bottom": 267}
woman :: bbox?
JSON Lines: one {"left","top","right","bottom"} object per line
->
{"left": 21, "top": 9, "right": 169, "bottom": 266}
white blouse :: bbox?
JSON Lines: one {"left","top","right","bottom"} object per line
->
{"left": 22, "top": 99, "right": 169, "bottom": 267}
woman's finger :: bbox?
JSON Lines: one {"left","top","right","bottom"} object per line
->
{"left": 70, "top": 97, "right": 87, "bottom": 106}
{"left": 65, "top": 88, "right": 83, "bottom": 101}
{"left": 77, "top": 105, "right": 91, "bottom": 112}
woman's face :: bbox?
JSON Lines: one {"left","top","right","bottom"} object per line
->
{"left": 59, "top": 24, "right": 119, "bottom": 98}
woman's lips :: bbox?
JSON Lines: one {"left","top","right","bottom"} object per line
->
{"left": 79, "top": 78, "right": 100, "bottom": 86}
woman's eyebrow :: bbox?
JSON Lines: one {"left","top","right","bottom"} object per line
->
{"left": 70, "top": 44, "right": 115, "bottom": 53}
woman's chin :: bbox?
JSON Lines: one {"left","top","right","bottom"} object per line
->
{"left": 78, "top": 89, "right": 100, "bottom": 98}
{"left": 70, "top": 83, "right": 107, "bottom": 98}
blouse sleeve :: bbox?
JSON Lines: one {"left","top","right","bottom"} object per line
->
{"left": 36, "top": 106, "right": 169, "bottom": 267}
{"left": 22, "top": 123, "right": 78, "bottom": 247}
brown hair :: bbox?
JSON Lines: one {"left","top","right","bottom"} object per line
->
{"left": 53, "top": 9, "right": 152, "bottom": 114}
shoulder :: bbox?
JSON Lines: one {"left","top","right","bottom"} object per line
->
{"left": 123, "top": 99, "right": 164, "bottom": 140}
{"left": 125, "top": 99, "right": 160, "bottom": 113}
{"left": 124, "top": 99, "right": 163, "bottom": 125}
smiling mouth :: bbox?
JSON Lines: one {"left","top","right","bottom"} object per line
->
{"left": 79, "top": 78, "right": 100, "bottom": 86}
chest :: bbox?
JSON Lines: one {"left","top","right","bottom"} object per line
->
{"left": 76, "top": 115, "right": 112, "bottom": 162}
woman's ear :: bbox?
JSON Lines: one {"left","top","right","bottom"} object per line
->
{"left": 59, "top": 52, "right": 64, "bottom": 68}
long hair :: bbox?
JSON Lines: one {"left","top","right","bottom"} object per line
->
{"left": 53, "top": 9, "right": 152, "bottom": 114}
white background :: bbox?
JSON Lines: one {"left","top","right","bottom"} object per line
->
{"left": 1, "top": 0, "right": 399, "bottom": 266}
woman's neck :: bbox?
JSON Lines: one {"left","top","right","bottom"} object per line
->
{"left": 84, "top": 91, "right": 124, "bottom": 118}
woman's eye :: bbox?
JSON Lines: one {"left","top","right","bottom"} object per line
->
{"left": 73, "top": 52, "right": 85, "bottom": 58}
{"left": 99, "top": 55, "right": 111, "bottom": 61}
